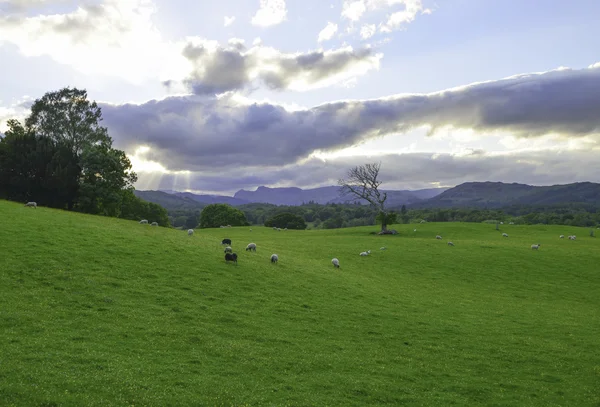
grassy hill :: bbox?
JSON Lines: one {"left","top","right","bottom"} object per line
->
{"left": 1, "top": 200, "right": 599, "bottom": 406}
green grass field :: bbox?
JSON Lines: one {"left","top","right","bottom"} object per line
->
{"left": 1, "top": 200, "right": 599, "bottom": 406}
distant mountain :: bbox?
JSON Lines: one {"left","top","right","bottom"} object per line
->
{"left": 233, "top": 185, "right": 449, "bottom": 206}
{"left": 134, "top": 190, "right": 205, "bottom": 211}
{"left": 410, "top": 181, "right": 600, "bottom": 208}
{"left": 174, "top": 192, "right": 250, "bottom": 206}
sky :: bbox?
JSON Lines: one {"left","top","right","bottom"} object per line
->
{"left": 1, "top": 0, "right": 600, "bottom": 195}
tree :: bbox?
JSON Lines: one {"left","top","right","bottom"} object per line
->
{"left": 339, "top": 162, "right": 391, "bottom": 232}
{"left": 25, "top": 87, "right": 111, "bottom": 155}
{"left": 199, "top": 204, "right": 249, "bottom": 228}
{"left": 264, "top": 212, "right": 307, "bottom": 230}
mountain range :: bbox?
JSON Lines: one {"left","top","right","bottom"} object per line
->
{"left": 134, "top": 181, "right": 600, "bottom": 212}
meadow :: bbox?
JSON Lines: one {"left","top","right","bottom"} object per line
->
{"left": 0, "top": 199, "right": 599, "bottom": 406}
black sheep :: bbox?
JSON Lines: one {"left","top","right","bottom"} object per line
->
{"left": 225, "top": 252, "right": 238, "bottom": 264}
{"left": 221, "top": 238, "right": 232, "bottom": 245}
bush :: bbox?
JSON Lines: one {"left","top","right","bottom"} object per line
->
{"left": 200, "top": 204, "right": 249, "bottom": 228}
{"left": 264, "top": 212, "right": 307, "bottom": 230}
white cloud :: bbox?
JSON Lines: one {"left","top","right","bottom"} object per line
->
{"left": 317, "top": 22, "right": 338, "bottom": 42}
{"left": 360, "top": 24, "right": 376, "bottom": 39}
{"left": 340, "top": 0, "right": 431, "bottom": 34}
{"left": 341, "top": 0, "right": 367, "bottom": 21}
{"left": 223, "top": 15, "right": 236, "bottom": 27}
{"left": 251, "top": 0, "right": 287, "bottom": 27}
{"left": 0, "top": 0, "right": 186, "bottom": 85}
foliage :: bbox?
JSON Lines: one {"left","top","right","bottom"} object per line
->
{"left": 264, "top": 212, "right": 307, "bottom": 230}
{"left": 1, "top": 199, "right": 599, "bottom": 406}
{"left": 119, "top": 189, "right": 169, "bottom": 226}
{"left": 0, "top": 87, "right": 156, "bottom": 223}
{"left": 199, "top": 203, "right": 249, "bottom": 228}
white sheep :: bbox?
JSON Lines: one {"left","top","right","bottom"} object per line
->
{"left": 380, "top": 247, "right": 387, "bottom": 250}
{"left": 224, "top": 246, "right": 233, "bottom": 253}
{"left": 246, "top": 243, "right": 257, "bottom": 252}
{"left": 331, "top": 258, "right": 340, "bottom": 268}
{"left": 273, "top": 227, "right": 277, "bottom": 230}
{"left": 531, "top": 244, "right": 541, "bottom": 250}
{"left": 559, "top": 235, "right": 564, "bottom": 239}
{"left": 270, "top": 254, "right": 278, "bottom": 264}
{"left": 502, "top": 233, "right": 508, "bottom": 237}
{"left": 414, "top": 229, "right": 417, "bottom": 232}
{"left": 447, "top": 241, "right": 454, "bottom": 246}
{"left": 500, "top": 222, "right": 504, "bottom": 225}
{"left": 188, "top": 229, "right": 194, "bottom": 236}
{"left": 139, "top": 219, "right": 148, "bottom": 224}
{"left": 435, "top": 235, "right": 442, "bottom": 240}
{"left": 24, "top": 201, "right": 37, "bottom": 208}
{"left": 568, "top": 235, "right": 577, "bottom": 240}
{"left": 359, "top": 250, "right": 371, "bottom": 256}
{"left": 151, "top": 222, "right": 158, "bottom": 226}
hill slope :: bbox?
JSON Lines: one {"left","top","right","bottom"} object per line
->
{"left": 1, "top": 200, "right": 599, "bottom": 406}
{"left": 412, "top": 181, "right": 600, "bottom": 208}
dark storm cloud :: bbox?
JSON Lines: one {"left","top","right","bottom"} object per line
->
{"left": 101, "top": 63, "right": 600, "bottom": 175}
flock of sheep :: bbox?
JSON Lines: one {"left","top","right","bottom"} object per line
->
{"left": 217, "top": 237, "right": 279, "bottom": 266}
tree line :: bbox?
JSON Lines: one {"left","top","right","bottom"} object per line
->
{"left": 0, "top": 87, "right": 169, "bottom": 225}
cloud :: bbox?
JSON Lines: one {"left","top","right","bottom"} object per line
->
{"left": 223, "top": 16, "right": 236, "bottom": 27}
{"left": 360, "top": 24, "right": 376, "bottom": 39}
{"left": 170, "top": 39, "right": 382, "bottom": 95}
{"left": 340, "top": 0, "right": 431, "bottom": 35}
{"left": 251, "top": 0, "right": 287, "bottom": 27}
{"left": 0, "top": 0, "right": 183, "bottom": 84}
{"left": 101, "top": 63, "right": 600, "bottom": 180}
{"left": 132, "top": 149, "right": 600, "bottom": 195}
{"left": 317, "top": 22, "right": 338, "bottom": 42}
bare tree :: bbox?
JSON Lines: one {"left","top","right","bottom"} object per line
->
{"left": 338, "top": 162, "right": 394, "bottom": 232}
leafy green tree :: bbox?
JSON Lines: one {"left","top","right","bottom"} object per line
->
{"left": 264, "top": 212, "right": 307, "bottom": 230}
{"left": 185, "top": 215, "right": 199, "bottom": 229}
{"left": 25, "top": 87, "right": 110, "bottom": 155}
{"left": 199, "top": 204, "right": 249, "bottom": 228}
{"left": 76, "top": 143, "right": 137, "bottom": 216}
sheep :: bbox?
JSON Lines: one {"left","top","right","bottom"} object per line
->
{"left": 270, "top": 254, "right": 278, "bottom": 264}
{"left": 359, "top": 250, "right": 371, "bottom": 256}
{"left": 24, "top": 201, "right": 37, "bottom": 208}
{"left": 414, "top": 229, "right": 417, "bottom": 232}
{"left": 225, "top": 252, "right": 238, "bottom": 264}
{"left": 435, "top": 235, "right": 442, "bottom": 240}
{"left": 559, "top": 235, "right": 564, "bottom": 239}
{"left": 331, "top": 258, "right": 340, "bottom": 268}
{"left": 509, "top": 222, "right": 515, "bottom": 225}
{"left": 447, "top": 241, "right": 454, "bottom": 246}
{"left": 224, "top": 246, "right": 233, "bottom": 254}
{"left": 250, "top": 228, "right": 253, "bottom": 232}
{"left": 277, "top": 228, "right": 282, "bottom": 231}
{"left": 568, "top": 235, "right": 577, "bottom": 240}
{"left": 380, "top": 247, "right": 387, "bottom": 250}
{"left": 139, "top": 219, "right": 148, "bottom": 224}
{"left": 273, "top": 227, "right": 277, "bottom": 230}
{"left": 500, "top": 222, "right": 504, "bottom": 225}
{"left": 246, "top": 243, "right": 257, "bottom": 252}
{"left": 531, "top": 244, "right": 541, "bottom": 250}
{"left": 151, "top": 222, "right": 158, "bottom": 226}
{"left": 188, "top": 229, "right": 194, "bottom": 236}
{"left": 502, "top": 233, "right": 508, "bottom": 237}
{"left": 221, "top": 238, "right": 232, "bottom": 245}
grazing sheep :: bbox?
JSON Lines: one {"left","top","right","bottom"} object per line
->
{"left": 139, "top": 219, "right": 148, "bottom": 224}
{"left": 560, "top": 235, "right": 564, "bottom": 239}
{"left": 531, "top": 244, "right": 541, "bottom": 250}
{"left": 250, "top": 228, "right": 253, "bottom": 232}
{"left": 447, "top": 241, "right": 454, "bottom": 246}
{"left": 224, "top": 246, "right": 233, "bottom": 254}
{"left": 246, "top": 243, "right": 257, "bottom": 252}
{"left": 220, "top": 226, "right": 225, "bottom": 228}
{"left": 436, "top": 235, "right": 442, "bottom": 240}
{"left": 277, "top": 228, "right": 282, "bottom": 231}
{"left": 502, "top": 233, "right": 509, "bottom": 237}
{"left": 509, "top": 222, "right": 515, "bottom": 225}
{"left": 151, "top": 222, "right": 158, "bottom": 226}
{"left": 270, "top": 254, "right": 278, "bottom": 264}
{"left": 225, "top": 253, "right": 238, "bottom": 264}
{"left": 359, "top": 250, "right": 371, "bottom": 256}
{"left": 331, "top": 258, "right": 340, "bottom": 268}
{"left": 187, "top": 229, "right": 194, "bottom": 236}
{"left": 221, "top": 238, "right": 232, "bottom": 245}
{"left": 500, "top": 222, "right": 504, "bottom": 225}
{"left": 568, "top": 235, "right": 577, "bottom": 240}
{"left": 273, "top": 227, "right": 277, "bottom": 230}
{"left": 380, "top": 247, "right": 387, "bottom": 250}
{"left": 24, "top": 201, "right": 37, "bottom": 208}
{"left": 414, "top": 229, "right": 417, "bottom": 232}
